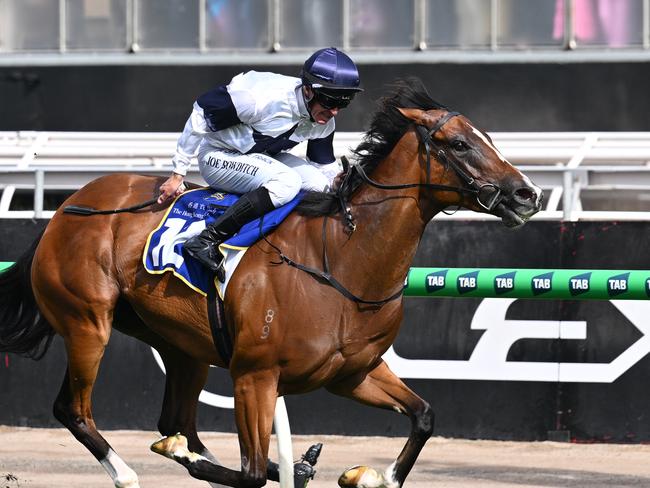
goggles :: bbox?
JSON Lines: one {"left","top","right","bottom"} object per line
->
{"left": 313, "top": 90, "right": 354, "bottom": 110}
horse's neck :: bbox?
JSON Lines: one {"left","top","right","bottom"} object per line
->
{"left": 333, "top": 152, "right": 432, "bottom": 293}
{"left": 351, "top": 190, "right": 425, "bottom": 274}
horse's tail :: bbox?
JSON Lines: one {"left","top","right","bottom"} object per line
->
{"left": 0, "top": 233, "right": 55, "bottom": 360}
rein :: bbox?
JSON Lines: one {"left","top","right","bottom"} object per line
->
{"left": 337, "top": 111, "right": 503, "bottom": 233}
{"left": 272, "top": 110, "right": 504, "bottom": 307}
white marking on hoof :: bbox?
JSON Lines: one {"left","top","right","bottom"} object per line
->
{"left": 150, "top": 433, "right": 210, "bottom": 464}
{"left": 99, "top": 449, "right": 140, "bottom": 488}
{"left": 382, "top": 462, "right": 400, "bottom": 488}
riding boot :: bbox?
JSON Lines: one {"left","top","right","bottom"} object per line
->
{"left": 184, "top": 187, "right": 275, "bottom": 275}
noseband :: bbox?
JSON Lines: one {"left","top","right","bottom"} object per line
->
{"left": 348, "top": 111, "right": 504, "bottom": 223}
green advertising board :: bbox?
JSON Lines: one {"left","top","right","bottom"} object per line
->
{"left": 405, "top": 267, "right": 650, "bottom": 301}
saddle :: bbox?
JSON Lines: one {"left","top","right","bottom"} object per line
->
{"left": 144, "top": 188, "right": 301, "bottom": 294}
{"left": 143, "top": 188, "right": 301, "bottom": 364}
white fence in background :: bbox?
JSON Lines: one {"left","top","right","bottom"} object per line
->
{"left": 2, "top": 130, "right": 650, "bottom": 221}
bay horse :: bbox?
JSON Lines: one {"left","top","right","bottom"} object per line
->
{"left": 0, "top": 79, "right": 541, "bottom": 488}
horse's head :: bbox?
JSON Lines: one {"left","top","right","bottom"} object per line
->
{"left": 398, "top": 107, "right": 542, "bottom": 228}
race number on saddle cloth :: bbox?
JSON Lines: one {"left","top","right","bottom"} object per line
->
{"left": 143, "top": 188, "right": 300, "bottom": 297}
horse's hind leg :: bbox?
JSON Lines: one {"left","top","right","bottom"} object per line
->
{"left": 327, "top": 360, "right": 433, "bottom": 488}
{"left": 111, "top": 299, "right": 225, "bottom": 472}
{"left": 52, "top": 316, "right": 139, "bottom": 488}
{"left": 32, "top": 220, "right": 139, "bottom": 486}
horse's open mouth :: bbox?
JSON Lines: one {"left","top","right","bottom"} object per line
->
{"left": 494, "top": 202, "right": 530, "bottom": 228}
{"left": 493, "top": 185, "right": 543, "bottom": 228}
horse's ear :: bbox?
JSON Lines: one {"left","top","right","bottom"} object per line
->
{"left": 396, "top": 107, "right": 427, "bottom": 123}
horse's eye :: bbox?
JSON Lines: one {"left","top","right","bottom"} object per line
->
{"left": 451, "top": 140, "right": 469, "bottom": 152}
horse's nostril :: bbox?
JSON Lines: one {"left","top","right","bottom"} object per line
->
{"left": 515, "top": 188, "right": 535, "bottom": 202}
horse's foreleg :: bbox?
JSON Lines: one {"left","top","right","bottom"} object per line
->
{"left": 232, "top": 370, "right": 279, "bottom": 487}
{"left": 153, "top": 369, "right": 278, "bottom": 488}
{"left": 155, "top": 346, "right": 232, "bottom": 488}
{"left": 53, "top": 322, "right": 140, "bottom": 488}
{"left": 152, "top": 352, "right": 286, "bottom": 486}
{"left": 327, "top": 360, "right": 433, "bottom": 488}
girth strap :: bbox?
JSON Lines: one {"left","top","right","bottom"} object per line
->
{"left": 206, "top": 284, "right": 233, "bottom": 365}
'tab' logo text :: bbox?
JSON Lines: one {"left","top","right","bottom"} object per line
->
{"left": 425, "top": 270, "right": 448, "bottom": 292}
{"left": 457, "top": 271, "right": 479, "bottom": 294}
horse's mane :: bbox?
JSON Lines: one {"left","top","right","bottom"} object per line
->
{"left": 297, "top": 77, "right": 448, "bottom": 216}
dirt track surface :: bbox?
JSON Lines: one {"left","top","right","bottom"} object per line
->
{"left": 2, "top": 427, "right": 650, "bottom": 487}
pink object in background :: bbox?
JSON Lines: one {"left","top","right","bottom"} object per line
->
{"left": 554, "top": 0, "right": 634, "bottom": 46}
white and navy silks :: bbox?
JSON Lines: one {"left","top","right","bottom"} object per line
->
{"left": 172, "top": 71, "right": 341, "bottom": 207}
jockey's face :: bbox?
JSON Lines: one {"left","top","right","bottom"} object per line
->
{"left": 303, "top": 86, "right": 343, "bottom": 125}
{"left": 310, "top": 100, "right": 340, "bottom": 125}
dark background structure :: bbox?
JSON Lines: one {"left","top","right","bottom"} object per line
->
{"left": 2, "top": 219, "right": 649, "bottom": 442}
{"left": 2, "top": 61, "right": 649, "bottom": 133}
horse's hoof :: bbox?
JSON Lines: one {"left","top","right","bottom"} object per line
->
{"left": 338, "top": 465, "right": 385, "bottom": 488}
{"left": 150, "top": 433, "right": 209, "bottom": 464}
{"left": 114, "top": 476, "right": 140, "bottom": 488}
{"left": 151, "top": 433, "right": 187, "bottom": 459}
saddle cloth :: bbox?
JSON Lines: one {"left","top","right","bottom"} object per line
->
{"left": 143, "top": 187, "right": 300, "bottom": 297}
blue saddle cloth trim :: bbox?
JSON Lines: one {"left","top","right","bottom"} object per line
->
{"left": 144, "top": 188, "right": 300, "bottom": 295}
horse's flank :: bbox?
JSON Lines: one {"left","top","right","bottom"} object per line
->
{"left": 31, "top": 175, "right": 219, "bottom": 364}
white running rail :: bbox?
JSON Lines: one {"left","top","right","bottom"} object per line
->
{"left": 2, "top": 131, "right": 650, "bottom": 221}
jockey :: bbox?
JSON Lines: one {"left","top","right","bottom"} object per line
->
{"left": 158, "top": 47, "right": 363, "bottom": 274}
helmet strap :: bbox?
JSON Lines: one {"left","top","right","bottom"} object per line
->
{"left": 302, "top": 85, "right": 317, "bottom": 122}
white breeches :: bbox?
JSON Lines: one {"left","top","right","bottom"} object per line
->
{"left": 198, "top": 148, "right": 339, "bottom": 207}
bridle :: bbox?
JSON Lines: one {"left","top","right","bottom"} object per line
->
{"left": 417, "top": 111, "right": 503, "bottom": 211}
{"left": 266, "top": 109, "right": 506, "bottom": 306}
{"left": 340, "top": 111, "right": 503, "bottom": 231}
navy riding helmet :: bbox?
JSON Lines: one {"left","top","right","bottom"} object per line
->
{"left": 301, "top": 47, "right": 363, "bottom": 109}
